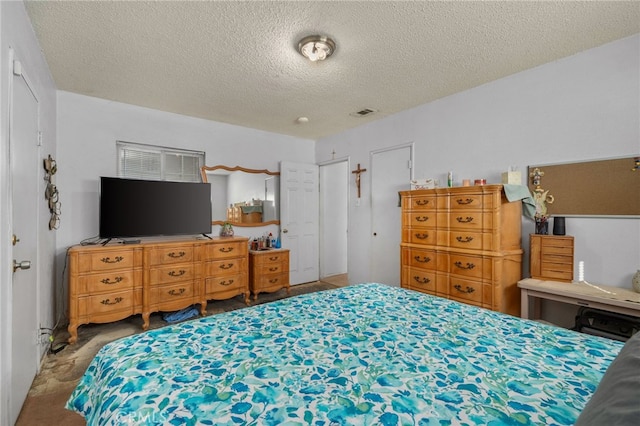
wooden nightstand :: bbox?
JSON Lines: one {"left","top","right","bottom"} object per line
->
{"left": 249, "top": 249, "right": 290, "bottom": 301}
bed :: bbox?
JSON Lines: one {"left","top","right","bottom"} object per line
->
{"left": 66, "top": 283, "right": 628, "bottom": 425}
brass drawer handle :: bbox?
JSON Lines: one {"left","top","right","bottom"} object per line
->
{"left": 415, "top": 216, "right": 429, "bottom": 222}
{"left": 168, "top": 270, "right": 186, "bottom": 277}
{"left": 413, "top": 276, "right": 430, "bottom": 284}
{"left": 101, "top": 276, "right": 123, "bottom": 285}
{"left": 219, "top": 279, "right": 234, "bottom": 286}
{"left": 269, "top": 278, "right": 279, "bottom": 284}
{"left": 414, "top": 256, "right": 431, "bottom": 263}
{"left": 414, "top": 233, "right": 429, "bottom": 240}
{"left": 268, "top": 256, "right": 279, "bottom": 261}
{"left": 456, "top": 198, "right": 474, "bottom": 205}
{"left": 415, "top": 199, "right": 430, "bottom": 206}
{"left": 168, "top": 251, "right": 185, "bottom": 258}
{"left": 454, "top": 284, "right": 475, "bottom": 294}
{"left": 219, "top": 247, "right": 234, "bottom": 253}
{"left": 269, "top": 267, "right": 279, "bottom": 272}
{"left": 100, "top": 297, "right": 123, "bottom": 306}
{"left": 456, "top": 216, "right": 474, "bottom": 223}
{"left": 454, "top": 261, "right": 476, "bottom": 270}
{"left": 456, "top": 236, "right": 474, "bottom": 243}
{"left": 101, "top": 256, "right": 123, "bottom": 264}
{"left": 219, "top": 263, "right": 234, "bottom": 270}
{"left": 168, "top": 288, "right": 186, "bottom": 296}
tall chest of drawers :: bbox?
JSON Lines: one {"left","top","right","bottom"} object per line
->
{"left": 400, "top": 185, "right": 523, "bottom": 316}
{"left": 67, "top": 236, "right": 249, "bottom": 343}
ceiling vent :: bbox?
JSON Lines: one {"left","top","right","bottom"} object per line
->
{"left": 350, "top": 108, "right": 377, "bottom": 118}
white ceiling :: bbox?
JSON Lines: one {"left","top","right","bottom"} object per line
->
{"left": 25, "top": 1, "right": 640, "bottom": 140}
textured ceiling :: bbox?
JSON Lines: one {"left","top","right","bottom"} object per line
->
{"left": 25, "top": 1, "right": 640, "bottom": 140}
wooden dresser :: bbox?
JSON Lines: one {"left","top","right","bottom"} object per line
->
{"left": 529, "top": 234, "right": 574, "bottom": 282}
{"left": 249, "top": 248, "right": 290, "bottom": 300}
{"left": 400, "top": 185, "right": 523, "bottom": 316}
{"left": 67, "top": 236, "right": 248, "bottom": 343}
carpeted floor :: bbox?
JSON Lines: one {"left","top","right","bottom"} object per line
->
{"left": 16, "top": 281, "right": 340, "bottom": 425}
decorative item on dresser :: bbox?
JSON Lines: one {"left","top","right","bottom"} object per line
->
{"left": 249, "top": 248, "right": 290, "bottom": 300}
{"left": 399, "top": 184, "right": 523, "bottom": 316}
{"left": 529, "top": 234, "right": 574, "bottom": 283}
{"left": 67, "top": 237, "right": 249, "bottom": 344}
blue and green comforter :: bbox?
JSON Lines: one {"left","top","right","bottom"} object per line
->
{"left": 66, "top": 283, "right": 623, "bottom": 425}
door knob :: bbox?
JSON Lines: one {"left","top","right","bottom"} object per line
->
{"left": 282, "top": 229, "right": 288, "bottom": 233}
{"left": 13, "top": 260, "right": 31, "bottom": 273}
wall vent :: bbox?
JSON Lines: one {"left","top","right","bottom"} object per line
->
{"left": 350, "top": 108, "right": 377, "bottom": 117}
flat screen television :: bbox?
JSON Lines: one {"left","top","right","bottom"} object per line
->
{"left": 99, "top": 177, "right": 212, "bottom": 239}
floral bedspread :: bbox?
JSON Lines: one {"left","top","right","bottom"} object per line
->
{"left": 66, "top": 283, "right": 623, "bottom": 425}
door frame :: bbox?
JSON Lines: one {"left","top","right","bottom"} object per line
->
{"left": 318, "top": 156, "right": 350, "bottom": 280}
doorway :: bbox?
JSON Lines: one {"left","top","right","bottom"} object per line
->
{"left": 370, "top": 144, "right": 413, "bottom": 286}
{"left": 319, "top": 159, "right": 349, "bottom": 285}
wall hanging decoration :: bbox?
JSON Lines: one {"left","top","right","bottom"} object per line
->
{"left": 43, "top": 154, "right": 61, "bottom": 230}
{"left": 351, "top": 163, "right": 367, "bottom": 198}
{"left": 529, "top": 167, "right": 554, "bottom": 234}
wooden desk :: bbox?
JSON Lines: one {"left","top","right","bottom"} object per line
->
{"left": 518, "top": 278, "right": 640, "bottom": 320}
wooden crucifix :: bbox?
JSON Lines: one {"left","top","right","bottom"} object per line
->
{"left": 352, "top": 163, "right": 367, "bottom": 198}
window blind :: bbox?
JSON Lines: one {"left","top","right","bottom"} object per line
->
{"left": 117, "top": 141, "right": 204, "bottom": 182}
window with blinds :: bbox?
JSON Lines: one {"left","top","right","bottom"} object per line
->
{"left": 117, "top": 141, "right": 205, "bottom": 182}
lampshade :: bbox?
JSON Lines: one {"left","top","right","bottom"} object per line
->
{"left": 298, "top": 35, "right": 335, "bottom": 62}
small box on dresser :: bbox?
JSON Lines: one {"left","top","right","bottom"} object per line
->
{"left": 529, "top": 234, "right": 574, "bottom": 282}
{"left": 249, "top": 248, "right": 290, "bottom": 301}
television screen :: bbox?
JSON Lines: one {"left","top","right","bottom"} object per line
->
{"left": 99, "top": 177, "right": 212, "bottom": 239}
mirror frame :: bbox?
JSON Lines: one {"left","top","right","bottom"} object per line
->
{"left": 201, "top": 165, "right": 280, "bottom": 227}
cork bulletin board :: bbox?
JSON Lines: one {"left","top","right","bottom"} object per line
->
{"left": 527, "top": 156, "right": 640, "bottom": 217}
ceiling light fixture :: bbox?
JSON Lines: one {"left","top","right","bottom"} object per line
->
{"left": 298, "top": 35, "right": 336, "bottom": 62}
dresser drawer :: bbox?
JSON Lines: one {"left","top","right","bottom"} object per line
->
{"left": 148, "top": 246, "right": 194, "bottom": 265}
{"left": 252, "top": 273, "right": 288, "bottom": 288}
{"left": 402, "top": 266, "right": 436, "bottom": 293}
{"left": 252, "top": 251, "right": 287, "bottom": 265}
{"left": 448, "top": 211, "right": 488, "bottom": 230}
{"left": 402, "top": 228, "right": 437, "bottom": 245}
{"left": 206, "top": 241, "right": 248, "bottom": 260}
{"left": 76, "top": 248, "right": 138, "bottom": 273}
{"left": 206, "top": 258, "right": 245, "bottom": 277}
{"left": 403, "top": 195, "right": 437, "bottom": 210}
{"left": 447, "top": 276, "right": 483, "bottom": 305}
{"left": 448, "top": 253, "right": 490, "bottom": 279}
{"left": 151, "top": 281, "right": 197, "bottom": 304}
{"left": 256, "top": 263, "right": 286, "bottom": 275}
{"left": 449, "top": 193, "right": 491, "bottom": 210}
{"left": 77, "top": 269, "right": 141, "bottom": 294}
{"left": 78, "top": 288, "right": 142, "bottom": 317}
{"left": 403, "top": 247, "right": 437, "bottom": 270}
{"left": 149, "top": 263, "right": 196, "bottom": 285}
{"left": 205, "top": 274, "right": 245, "bottom": 293}
{"left": 403, "top": 211, "right": 438, "bottom": 228}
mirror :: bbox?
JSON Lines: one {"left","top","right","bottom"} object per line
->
{"left": 201, "top": 165, "right": 280, "bottom": 227}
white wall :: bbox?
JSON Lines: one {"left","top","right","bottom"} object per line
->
{"left": 316, "top": 35, "right": 640, "bottom": 302}
{"left": 0, "top": 1, "right": 57, "bottom": 423}
{"left": 56, "top": 91, "right": 314, "bottom": 315}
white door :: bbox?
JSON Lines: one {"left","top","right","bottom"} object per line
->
{"left": 9, "top": 55, "right": 40, "bottom": 424}
{"left": 319, "top": 160, "right": 348, "bottom": 279}
{"left": 370, "top": 145, "right": 412, "bottom": 286}
{"left": 280, "top": 161, "right": 319, "bottom": 285}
